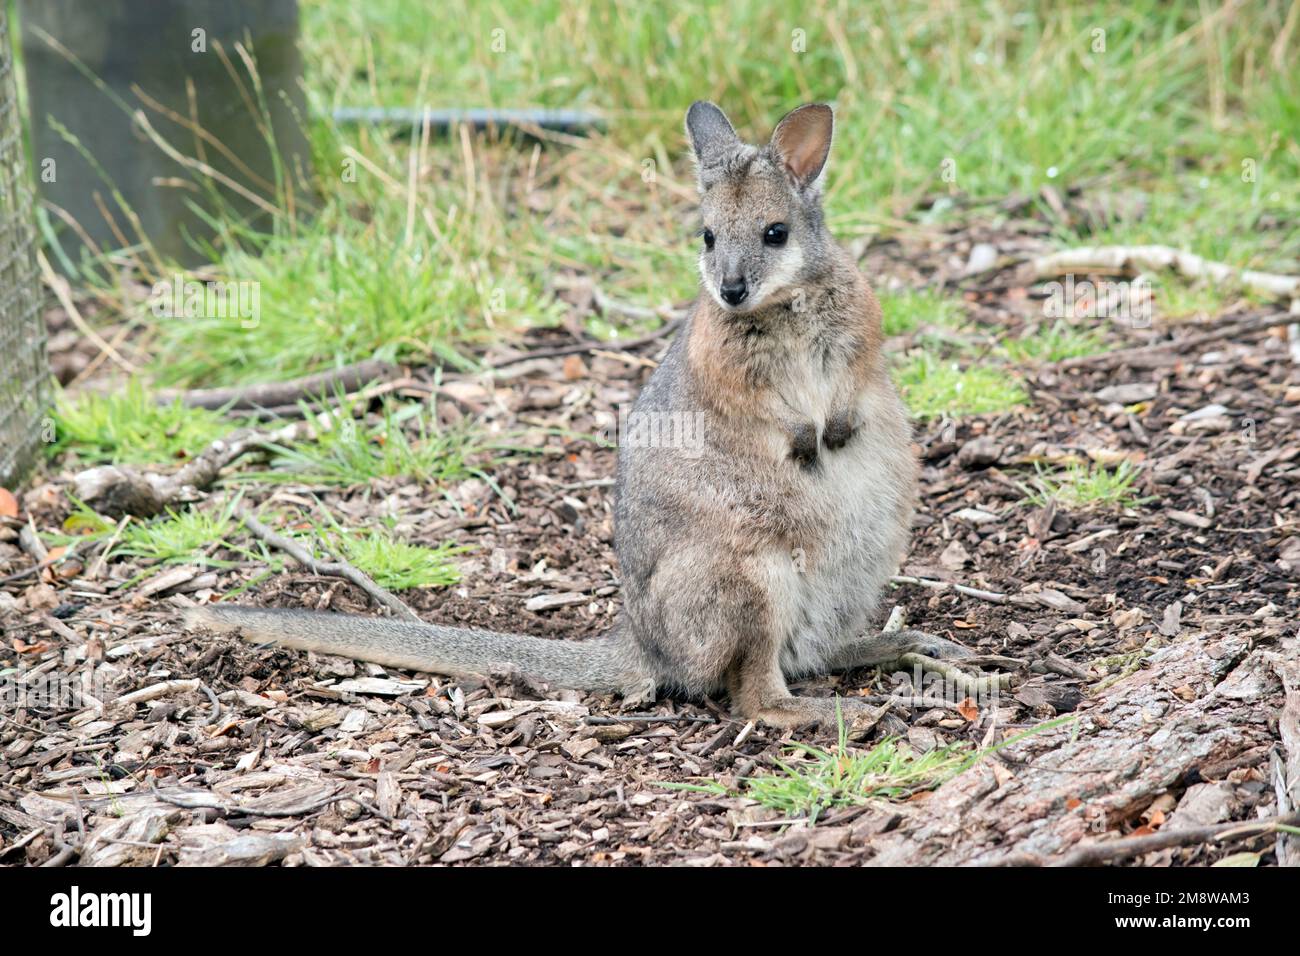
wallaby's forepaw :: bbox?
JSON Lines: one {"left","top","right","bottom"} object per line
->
{"left": 788, "top": 421, "right": 819, "bottom": 470}
{"left": 823, "top": 412, "right": 859, "bottom": 451}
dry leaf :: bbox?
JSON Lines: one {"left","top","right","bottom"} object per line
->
{"left": 562, "top": 354, "right": 588, "bottom": 380}
{"left": 939, "top": 539, "right": 972, "bottom": 571}
{"left": 0, "top": 487, "right": 18, "bottom": 518}
{"left": 956, "top": 697, "right": 979, "bottom": 721}
{"left": 13, "top": 639, "right": 54, "bottom": 654}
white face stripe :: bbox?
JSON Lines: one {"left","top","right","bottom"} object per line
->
{"left": 749, "top": 238, "right": 804, "bottom": 309}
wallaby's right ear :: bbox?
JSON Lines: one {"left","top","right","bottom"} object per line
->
{"left": 685, "top": 101, "right": 738, "bottom": 181}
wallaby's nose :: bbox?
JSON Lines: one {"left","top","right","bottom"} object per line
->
{"left": 719, "top": 277, "right": 747, "bottom": 306}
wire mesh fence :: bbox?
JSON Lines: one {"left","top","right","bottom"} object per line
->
{"left": 0, "top": 7, "right": 49, "bottom": 487}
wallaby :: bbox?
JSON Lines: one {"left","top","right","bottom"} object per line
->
{"left": 187, "top": 101, "right": 975, "bottom": 728}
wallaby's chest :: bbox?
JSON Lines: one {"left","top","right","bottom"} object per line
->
{"left": 771, "top": 346, "right": 841, "bottom": 425}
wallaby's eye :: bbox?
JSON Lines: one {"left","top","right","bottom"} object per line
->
{"left": 763, "top": 223, "right": 788, "bottom": 247}
{"left": 701, "top": 228, "right": 715, "bottom": 251}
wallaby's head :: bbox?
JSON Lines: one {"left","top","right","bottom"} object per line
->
{"left": 685, "top": 101, "right": 835, "bottom": 314}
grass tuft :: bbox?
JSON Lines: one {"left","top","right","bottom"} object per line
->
{"left": 51, "top": 381, "right": 233, "bottom": 466}
{"left": 326, "top": 526, "right": 466, "bottom": 590}
{"left": 253, "top": 400, "right": 484, "bottom": 487}
{"left": 113, "top": 502, "right": 242, "bottom": 564}
{"left": 744, "top": 732, "right": 971, "bottom": 824}
{"left": 1002, "top": 320, "right": 1108, "bottom": 363}
{"left": 878, "top": 287, "right": 967, "bottom": 337}
{"left": 893, "top": 352, "right": 1026, "bottom": 419}
{"left": 662, "top": 713, "right": 1076, "bottom": 825}
{"left": 273, "top": 506, "right": 467, "bottom": 591}
{"left": 1020, "top": 460, "right": 1150, "bottom": 510}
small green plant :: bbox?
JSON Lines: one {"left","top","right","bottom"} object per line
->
{"left": 744, "top": 732, "right": 972, "bottom": 824}
{"left": 254, "top": 400, "right": 483, "bottom": 487}
{"left": 328, "top": 526, "right": 467, "bottom": 590}
{"left": 1155, "top": 279, "right": 1239, "bottom": 322}
{"left": 663, "top": 712, "right": 1076, "bottom": 824}
{"left": 278, "top": 507, "right": 466, "bottom": 591}
{"left": 666, "top": 701, "right": 971, "bottom": 824}
{"left": 877, "top": 288, "right": 967, "bottom": 337}
{"left": 51, "top": 380, "right": 233, "bottom": 466}
{"left": 1002, "top": 320, "right": 1108, "bottom": 363}
{"left": 46, "top": 499, "right": 117, "bottom": 546}
{"left": 113, "top": 500, "right": 244, "bottom": 564}
{"left": 45, "top": 498, "right": 254, "bottom": 571}
{"left": 1020, "top": 460, "right": 1150, "bottom": 510}
{"left": 893, "top": 352, "right": 1026, "bottom": 419}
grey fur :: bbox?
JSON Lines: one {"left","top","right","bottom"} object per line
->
{"left": 189, "top": 101, "right": 970, "bottom": 728}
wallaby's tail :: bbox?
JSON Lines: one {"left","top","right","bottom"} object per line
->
{"left": 185, "top": 606, "right": 642, "bottom": 693}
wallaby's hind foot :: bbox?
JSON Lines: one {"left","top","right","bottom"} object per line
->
{"left": 732, "top": 661, "right": 885, "bottom": 732}
{"left": 753, "top": 693, "right": 886, "bottom": 731}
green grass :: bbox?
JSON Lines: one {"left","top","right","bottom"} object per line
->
{"left": 34, "top": 0, "right": 1300, "bottom": 428}
{"left": 1002, "top": 320, "right": 1109, "bottom": 363}
{"left": 112, "top": 500, "right": 248, "bottom": 565}
{"left": 49, "top": 0, "right": 1295, "bottom": 393}
{"left": 142, "top": 187, "right": 566, "bottom": 388}
{"left": 666, "top": 702, "right": 972, "bottom": 824}
{"left": 878, "top": 287, "right": 967, "bottom": 337}
{"left": 743, "top": 733, "right": 973, "bottom": 823}
{"left": 1155, "top": 278, "right": 1247, "bottom": 321}
{"left": 894, "top": 352, "right": 1026, "bottom": 418}
{"left": 665, "top": 712, "right": 1076, "bottom": 824}
{"left": 253, "top": 400, "right": 485, "bottom": 487}
{"left": 275, "top": 506, "right": 467, "bottom": 590}
{"left": 42, "top": 497, "right": 252, "bottom": 569}
{"left": 1020, "top": 460, "right": 1150, "bottom": 509}
{"left": 50, "top": 381, "right": 234, "bottom": 466}
{"left": 326, "top": 526, "right": 466, "bottom": 590}
{"left": 300, "top": 0, "right": 1298, "bottom": 264}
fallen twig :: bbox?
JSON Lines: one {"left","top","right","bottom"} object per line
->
{"left": 890, "top": 574, "right": 1009, "bottom": 605}
{"left": 199, "top": 682, "right": 222, "bottom": 726}
{"left": 72, "top": 421, "right": 304, "bottom": 518}
{"left": 897, "top": 653, "right": 1011, "bottom": 697}
{"left": 149, "top": 780, "right": 342, "bottom": 818}
{"left": 115, "top": 679, "right": 202, "bottom": 707}
{"left": 491, "top": 316, "right": 686, "bottom": 368}
{"left": 1034, "top": 810, "right": 1300, "bottom": 867}
{"left": 1034, "top": 244, "right": 1300, "bottom": 298}
{"left": 233, "top": 504, "right": 420, "bottom": 622}
{"left": 155, "top": 359, "right": 401, "bottom": 411}
{"left": 39, "top": 842, "right": 80, "bottom": 868}
{"left": 1055, "top": 310, "right": 1290, "bottom": 371}
{"left": 88, "top": 515, "right": 131, "bottom": 580}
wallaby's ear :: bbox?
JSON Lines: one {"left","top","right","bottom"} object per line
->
{"left": 770, "top": 103, "right": 833, "bottom": 190}
{"left": 685, "top": 101, "right": 739, "bottom": 171}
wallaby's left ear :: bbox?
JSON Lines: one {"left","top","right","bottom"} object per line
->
{"left": 770, "top": 103, "right": 833, "bottom": 190}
